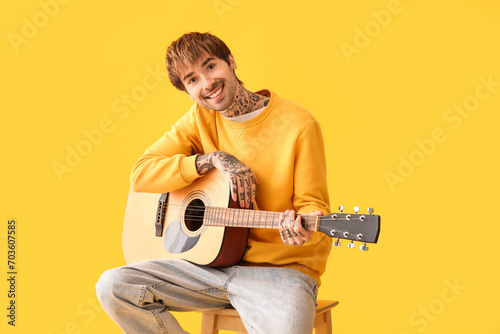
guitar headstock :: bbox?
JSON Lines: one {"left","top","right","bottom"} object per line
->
{"left": 318, "top": 206, "right": 381, "bottom": 251}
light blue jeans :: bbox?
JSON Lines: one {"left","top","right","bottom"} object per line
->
{"left": 96, "top": 259, "right": 318, "bottom": 334}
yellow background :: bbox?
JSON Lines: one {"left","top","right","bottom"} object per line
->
{"left": 1, "top": 0, "right": 499, "bottom": 333}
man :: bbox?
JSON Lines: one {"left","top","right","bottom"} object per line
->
{"left": 96, "top": 32, "right": 332, "bottom": 334}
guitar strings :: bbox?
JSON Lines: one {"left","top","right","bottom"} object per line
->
{"left": 162, "top": 212, "right": 318, "bottom": 228}
{"left": 161, "top": 203, "right": 319, "bottom": 220}
{"left": 154, "top": 202, "right": 332, "bottom": 229}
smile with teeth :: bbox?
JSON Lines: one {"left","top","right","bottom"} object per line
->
{"left": 206, "top": 85, "right": 223, "bottom": 99}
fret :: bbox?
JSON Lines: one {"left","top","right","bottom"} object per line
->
{"left": 211, "top": 206, "right": 216, "bottom": 226}
{"left": 223, "top": 207, "right": 229, "bottom": 226}
{"left": 210, "top": 207, "right": 215, "bottom": 226}
{"left": 242, "top": 209, "right": 247, "bottom": 228}
{"left": 250, "top": 210, "right": 255, "bottom": 227}
{"left": 234, "top": 208, "right": 239, "bottom": 227}
{"left": 213, "top": 207, "right": 218, "bottom": 226}
{"left": 235, "top": 209, "right": 240, "bottom": 227}
{"left": 244, "top": 209, "right": 249, "bottom": 228}
{"left": 272, "top": 212, "right": 279, "bottom": 229}
{"left": 209, "top": 207, "right": 213, "bottom": 226}
{"left": 228, "top": 207, "right": 234, "bottom": 227}
{"left": 205, "top": 206, "right": 211, "bottom": 226}
{"left": 213, "top": 206, "right": 218, "bottom": 226}
{"left": 218, "top": 207, "right": 223, "bottom": 226}
{"left": 232, "top": 208, "right": 237, "bottom": 227}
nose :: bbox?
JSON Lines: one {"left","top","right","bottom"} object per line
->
{"left": 201, "top": 75, "right": 217, "bottom": 92}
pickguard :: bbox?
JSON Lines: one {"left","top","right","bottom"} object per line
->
{"left": 163, "top": 220, "right": 200, "bottom": 253}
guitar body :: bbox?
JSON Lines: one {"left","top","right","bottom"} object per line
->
{"left": 122, "top": 170, "right": 250, "bottom": 267}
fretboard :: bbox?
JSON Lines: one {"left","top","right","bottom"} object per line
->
{"left": 203, "top": 206, "right": 319, "bottom": 231}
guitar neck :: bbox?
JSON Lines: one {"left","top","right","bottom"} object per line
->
{"left": 203, "top": 206, "right": 319, "bottom": 231}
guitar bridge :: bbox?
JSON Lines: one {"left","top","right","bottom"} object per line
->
{"left": 155, "top": 193, "right": 169, "bottom": 237}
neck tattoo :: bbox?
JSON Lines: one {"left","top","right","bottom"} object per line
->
{"left": 222, "top": 86, "right": 270, "bottom": 118}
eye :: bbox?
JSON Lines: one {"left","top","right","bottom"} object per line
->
{"left": 207, "top": 63, "right": 215, "bottom": 70}
{"left": 187, "top": 77, "right": 197, "bottom": 85}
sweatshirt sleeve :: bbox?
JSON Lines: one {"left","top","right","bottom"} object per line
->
{"left": 130, "top": 105, "right": 203, "bottom": 193}
{"left": 293, "top": 119, "right": 330, "bottom": 215}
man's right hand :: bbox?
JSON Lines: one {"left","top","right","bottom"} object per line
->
{"left": 196, "top": 151, "right": 258, "bottom": 208}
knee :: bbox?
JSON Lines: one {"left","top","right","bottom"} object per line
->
{"left": 95, "top": 267, "right": 127, "bottom": 311}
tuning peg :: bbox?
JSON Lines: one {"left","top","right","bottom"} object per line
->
{"left": 334, "top": 238, "right": 341, "bottom": 247}
{"left": 353, "top": 206, "right": 360, "bottom": 214}
{"left": 360, "top": 242, "right": 369, "bottom": 251}
{"left": 339, "top": 205, "right": 344, "bottom": 213}
{"left": 367, "top": 208, "right": 374, "bottom": 215}
{"left": 348, "top": 240, "right": 355, "bottom": 249}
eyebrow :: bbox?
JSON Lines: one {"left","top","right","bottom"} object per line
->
{"left": 182, "top": 57, "right": 215, "bottom": 83}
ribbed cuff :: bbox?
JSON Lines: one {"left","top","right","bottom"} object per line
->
{"left": 180, "top": 155, "right": 201, "bottom": 184}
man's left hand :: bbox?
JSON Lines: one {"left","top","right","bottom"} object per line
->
{"left": 278, "top": 210, "right": 323, "bottom": 246}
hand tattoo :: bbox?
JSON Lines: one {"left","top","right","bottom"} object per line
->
{"left": 197, "top": 151, "right": 257, "bottom": 208}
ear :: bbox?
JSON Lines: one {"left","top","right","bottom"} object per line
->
{"left": 228, "top": 54, "right": 237, "bottom": 70}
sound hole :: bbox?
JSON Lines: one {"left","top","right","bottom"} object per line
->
{"left": 184, "top": 199, "right": 205, "bottom": 232}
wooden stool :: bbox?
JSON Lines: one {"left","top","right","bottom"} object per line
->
{"left": 200, "top": 299, "right": 339, "bottom": 334}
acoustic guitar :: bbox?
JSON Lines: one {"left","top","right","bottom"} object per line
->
{"left": 122, "top": 169, "right": 381, "bottom": 267}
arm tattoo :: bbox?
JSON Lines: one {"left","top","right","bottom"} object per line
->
{"left": 195, "top": 154, "right": 214, "bottom": 175}
{"left": 196, "top": 152, "right": 243, "bottom": 175}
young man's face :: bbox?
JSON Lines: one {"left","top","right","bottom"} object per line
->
{"left": 179, "top": 53, "right": 239, "bottom": 111}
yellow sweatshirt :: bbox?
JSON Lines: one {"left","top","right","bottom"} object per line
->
{"left": 131, "top": 90, "right": 332, "bottom": 285}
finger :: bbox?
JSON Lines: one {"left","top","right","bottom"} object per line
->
{"left": 293, "top": 215, "right": 311, "bottom": 244}
{"left": 311, "top": 210, "right": 324, "bottom": 217}
{"left": 281, "top": 210, "right": 292, "bottom": 245}
{"left": 243, "top": 172, "right": 252, "bottom": 208}
{"left": 248, "top": 172, "right": 256, "bottom": 207}
{"left": 278, "top": 212, "right": 287, "bottom": 244}
{"left": 252, "top": 171, "right": 259, "bottom": 185}
{"left": 287, "top": 212, "right": 304, "bottom": 245}
{"left": 287, "top": 210, "right": 296, "bottom": 230}
{"left": 230, "top": 174, "right": 238, "bottom": 202}
{"left": 238, "top": 176, "right": 246, "bottom": 208}
{"left": 284, "top": 210, "right": 297, "bottom": 245}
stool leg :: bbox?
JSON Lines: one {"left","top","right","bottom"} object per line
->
{"left": 314, "top": 310, "right": 332, "bottom": 334}
{"left": 200, "top": 313, "right": 218, "bottom": 334}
